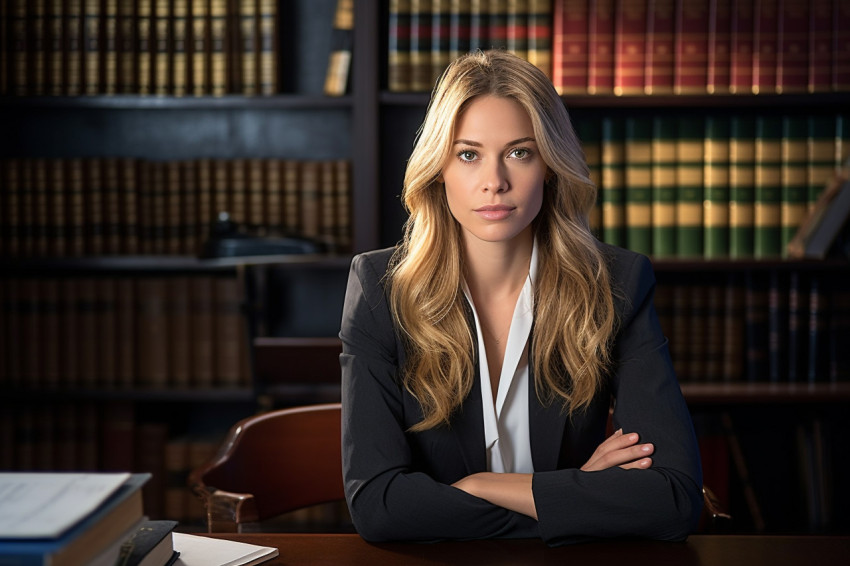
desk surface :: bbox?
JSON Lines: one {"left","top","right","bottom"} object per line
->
{"left": 207, "top": 533, "right": 850, "bottom": 566}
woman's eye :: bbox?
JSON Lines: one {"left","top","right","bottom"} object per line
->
{"left": 510, "top": 148, "right": 530, "bottom": 159}
{"left": 457, "top": 150, "right": 477, "bottom": 162}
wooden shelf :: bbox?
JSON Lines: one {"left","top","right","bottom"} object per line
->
{"left": 380, "top": 91, "right": 849, "bottom": 109}
{"left": 0, "top": 254, "right": 353, "bottom": 274}
{"left": 6, "top": 387, "right": 256, "bottom": 403}
{"left": 0, "top": 94, "right": 354, "bottom": 110}
{"left": 681, "top": 382, "right": 850, "bottom": 404}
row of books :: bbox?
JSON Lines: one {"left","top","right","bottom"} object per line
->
{"left": 388, "top": 0, "right": 554, "bottom": 91}
{"left": 0, "top": 157, "right": 352, "bottom": 258}
{"left": 553, "top": 0, "right": 850, "bottom": 96}
{"left": 1, "top": 0, "right": 278, "bottom": 97}
{"left": 0, "top": 275, "right": 251, "bottom": 390}
{"left": 655, "top": 271, "right": 850, "bottom": 384}
{"left": 580, "top": 112, "right": 849, "bottom": 258}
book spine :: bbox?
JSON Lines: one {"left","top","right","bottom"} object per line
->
{"left": 335, "top": 159, "right": 352, "bottom": 251}
{"left": 119, "top": 157, "right": 139, "bottom": 254}
{"left": 192, "top": 0, "right": 208, "bottom": 95}
{"left": 614, "top": 0, "right": 646, "bottom": 95}
{"left": 752, "top": 0, "right": 778, "bottom": 94}
{"left": 704, "top": 279, "right": 725, "bottom": 381}
{"left": 32, "top": 158, "right": 49, "bottom": 257}
{"left": 754, "top": 116, "right": 783, "bottom": 258}
{"left": 11, "top": 0, "right": 27, "bottom": 95}
{"left": 173, "top": 0, "right": 188, "bottom": 95}
{"left": 644, "top": 0, "right": 675, "bottom": 95}
{"left": 169, "top": 276, "right": 192, "bottom": 388}
{"left": 470, "top": 0, "right": 487, "bottom": 51}
{"left": 704, "top": 115, "right": 731, "bottom": 258}
{"left": 768, "top": 270, "right": 788, "bottom": 381}
{"left": 137, "top": 277, "right": 170, "bottom": 388}
{"left": 601, "top": 116, "right": 626, "bottom": 247}
{"left": 212, "top": 158, "right": 230, "bottom": 220}
{"left": 587, "top": 0, "right": 615, "bottom": 93}
{"left": 18, "top": 158, "right": 34, "bottom": 258}
{"left": 209, "top": 0, "right": 227, "bottom": 95}
{"left": 409, "top": 0, "right": 432, "bottom": 91}
{"left": 30, "top": 0, "right": 46, "bottom": 95}
{"left": 103, "top": 0, "right": 117, "bottom": 94}
{"left": 264, "top": 158, "right": 282, "bottom": 232}
{"left": 776, "top": 0, "right": 808, "bottom": 94}
{"left": 729, "top": 115, "right": 756, "bottom": 258}
{"left": 137, "top": 0, "right": 152, "bottom": 94}
{"left": 259, "top": 0, "right": 275, "bottom": 94}
{"left": 116, "top": 276, "right": 135, "bottom": 388}
{"left": 102, "top": 157, "right": 121, "bottom": 254}
{"left": 651, "top": 116, "right": 678, "bottom": 258}
{"left": 135, "top": 422, "right": 168, "bottom": 518}
{"left": 164, "top": 437, "right": 189, "bottom": 521}
{"left": 688, "top": 280, "right": 707, "bottom": 381}
{"left": 229, "top": 158, "right": 246, "bottom": 225}
{"left": 47, "top": 0, "right": 63, "bottom": 95}
{"left": 85, "top": 157, "right": 105, "bottom": 255}
{"left": 165, "top": 160, "right": 182, "bottom": 254}
{"left": 828, "top": 282, "right": 850, "bottom": 381}
{"left": 191, "top": 275, "right": 214, "bottom": 387}
{"left": 831, "top": 0, "right": 850, "bottom": 92}
{"left": 77, "top": 275, "right": 99, "bottom": 386}
{"left": 320, "top": 160, "right": 337, "bottom": 247}
{"left": 2, "top": 159, "right": 21, "bottom": 257}
{"left": 526, "top": 0, "right": 551, "bottom": 78}
{"left": 806, "top": 276, "right": 826, "bottom": 382}
{"left": 707, "top": 0, "right": 731, "bottom": 94}
{"left": 98, "top": 277, "right": 118, "bottom": 387}
{"left": 47, "top": 159, "right": 67, "bottom": 256}
{"left": 154, "top": 0, "right": 171, "bottom": 95}
{"left": 807, "top": 0, "right": 831, "bottom": 93}
{"left": 745, "top": 271, "right": 769, "bottom": 381}
{"left": 300, "top": 160, "right": 321, "bottom": 240}
{"left": 214, "top": 275, "right": 243, "bottom": 387}
{"left": 239, "top": 0, "right": 256, "bottom": 95}
{"left": 674, "top": 0, "right": 708, "bottom": 94}
{"left": 247, "top": 157, "right": 265, "bottom": 232}
{"left": 117, "top": 0, "right": 136, "bottom": 93}
{"left": 552, "top": 0, "right": 587, "bottom": 95}
{"left": 283, "top": 159, "right": 300, "bottom": 234}
{"left": 487, "top": 0, "right": 509, "bottom": 50}
{"left": 388, "top": 0, "right": 411, "bottom": 92}
{"left": 723, "top": 273, "right": 746, "bottom": 381}
{"left": 83, "top": 0, "right": 99, "bottom": 94}
{"left": 66, "top": 158, "right": 85, "bottom": 256}
{"left": 787, "top": 270, "right": 807, "bottom": 382}
{"left": 624, "top": 117, "right": 653, "bottom": 255}
{"left": 806, "top": 115, "right": 838, "bottom": 210}
{"left": 431, "top": 0, "right": 451, "bottom": 87}
{"left": 676, "top": 116, "right": 704, "bottom": 257}
{"left": 729, "top": 0, "right": 754, "bottom": 94}
{"left": 195, "top": 158, "right": 212, "bottom": 240}
{"left": 780, "top": 116, "right": 809, "bottom": 257}
{"left": 449, "top": 0, "right": 471, "bottom": 61}
{"left": 506, "top": 0, "right": 528, "bottom": 61}
{"left": 180, "top": 159, "right": 198, "bottom": 254}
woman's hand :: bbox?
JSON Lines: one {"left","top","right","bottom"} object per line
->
{"left": 580, "top": 428, "right": 654, "bottom": 472}
{"left": 452, "top": 472, "right": 538, "bottom": 520}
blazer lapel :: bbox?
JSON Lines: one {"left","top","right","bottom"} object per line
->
{"left": 452, "top": 296, "right": 487, "bottom": 474}
{"left": 528, "top": 342, "right": 568, "bottom": 472}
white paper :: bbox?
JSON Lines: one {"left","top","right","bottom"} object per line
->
{"left": 173, "top": 533, "right": 279, "bottom": 566}
{"left": 0, "top": 472, "right": 131, "bottom": 538}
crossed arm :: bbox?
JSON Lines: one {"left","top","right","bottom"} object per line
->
{"left": 452, "top": 428, "right": 656, "bottom": 519}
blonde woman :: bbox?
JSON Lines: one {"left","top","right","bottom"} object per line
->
{"left": 339, "top": 50, "right": 702, "bottom": 546}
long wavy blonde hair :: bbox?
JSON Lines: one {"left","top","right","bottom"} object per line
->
{"left": 389, "top": 50, "right": 617, "bottom": 431}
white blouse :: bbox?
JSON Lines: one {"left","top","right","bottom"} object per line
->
{"left": 461, "top": 240, "right": 538, "bottom": 474}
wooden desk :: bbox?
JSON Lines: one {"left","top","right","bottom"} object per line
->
{"left": 207, "top": 533, "right": 850, "bottom": 565}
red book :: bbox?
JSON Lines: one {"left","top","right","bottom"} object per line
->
{"left": 834, "top": 0, "right": 850, "bottom": 91}
{"left": 553, "top": 0, "right": 589, "bottom": 94}
{"left": 588, "top": 0, "right": 615, "bottom": 94}
{"left": 614, "top": 0, "right": 646, "bottom": 95}
{"left": 752, "top": 0, "right": 778, "bottom": 94}
{"left": 644, "top": 0, "right": 675, "bottom": 94}
{"left": 674, "top": 0, "right": 708, "bottom": 94}
{"left": 776, "top": 0, "right": 808, "bottom": 93}
{"left": 730, "top": 0, "right": 754, "bottom": 93}
{"left": 707, "top": 0, "right": 731, "bottom": 93}
{"left": 808, "top": 0, "right": 832, "bottom": 92}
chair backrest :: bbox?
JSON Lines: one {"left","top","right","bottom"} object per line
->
{"left": 189, "top": 403, "right": 345, "bottom": 532}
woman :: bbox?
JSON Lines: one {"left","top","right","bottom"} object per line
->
{"left": 339, "top": 50, "right": 702, "bottom": 546}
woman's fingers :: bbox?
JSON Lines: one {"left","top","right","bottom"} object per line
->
{"left": 581, "top": 431, "right": 654, "bottom": 472}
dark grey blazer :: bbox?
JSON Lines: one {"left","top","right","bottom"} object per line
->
{"left": 339, "top": 243, "right": 703, "bottom": 546}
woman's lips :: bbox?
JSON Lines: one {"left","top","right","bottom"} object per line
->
{"left": 474, "top": 204, "right": 515, "bottom": 220}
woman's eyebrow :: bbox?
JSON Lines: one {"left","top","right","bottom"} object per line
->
{"left": 452, "top": 137, "right": 537, "bottom": 147}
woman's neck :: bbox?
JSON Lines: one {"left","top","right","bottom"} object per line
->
{"left": 462, "top": 229, "right": 533, "bottom": 302}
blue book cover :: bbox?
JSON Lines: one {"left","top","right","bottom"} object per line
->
{"left": 0, "top": 473, "right": 150, "bottom": 566}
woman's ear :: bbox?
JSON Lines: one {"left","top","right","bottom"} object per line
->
{"left": 436, "top": 173, "right": 444, "bottom": 184}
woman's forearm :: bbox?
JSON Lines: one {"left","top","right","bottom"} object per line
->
{"left": 452, "top": 472, "right": 538, "bottom": 520}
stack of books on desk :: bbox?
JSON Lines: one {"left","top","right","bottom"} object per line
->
{"left": 0, "top": 472, "right": 178, "bottom": 566}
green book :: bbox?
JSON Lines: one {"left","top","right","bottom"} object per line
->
{"left": 577, "top": 118, "right": 603, "bottom": 239}
{"left": 651, "top": 116, "right": 678, "bottom": 258}
{"left": 676, "top": 116, "right": 704, "bottom": 257}
{"left": 729, "top": 116, "right": 756, "bottom": 258}
{"left": 780, "top": 116, "right": 808, "bottom": 258}
{"left": 754, "top": 116, "right": 783, "bottom": 258}
{"left": 625, "top": 117, "right": 653, "bottom": 255}
{"left": 806, "top": 115, "right": 839, "bottom": 211}
{"left": 704, "top": 116, "right": 731, "bottom": 258}
{"left": 601, "top": 117, "right": 626, "bottom": 247}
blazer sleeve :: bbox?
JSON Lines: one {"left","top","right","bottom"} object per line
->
{"left": 532, "top": 251, "right": 704, "bottom": 546}
{"left": 339, "top": 252, "right": 539, "bottom": 542}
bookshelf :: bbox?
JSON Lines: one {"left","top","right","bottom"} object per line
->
{"left": 1, "top": 0, "right": 849, "bottom": 535}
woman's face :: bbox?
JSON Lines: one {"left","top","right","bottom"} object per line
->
{"left": 440, "top": 95, "right": 547, "bottom": 247}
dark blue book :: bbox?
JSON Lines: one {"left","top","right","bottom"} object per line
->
{"left": 0, "top": 473, "right": 149, "bottom": 566}
{"left": 114, "top": 520, "right": 179, "bottom": 566}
